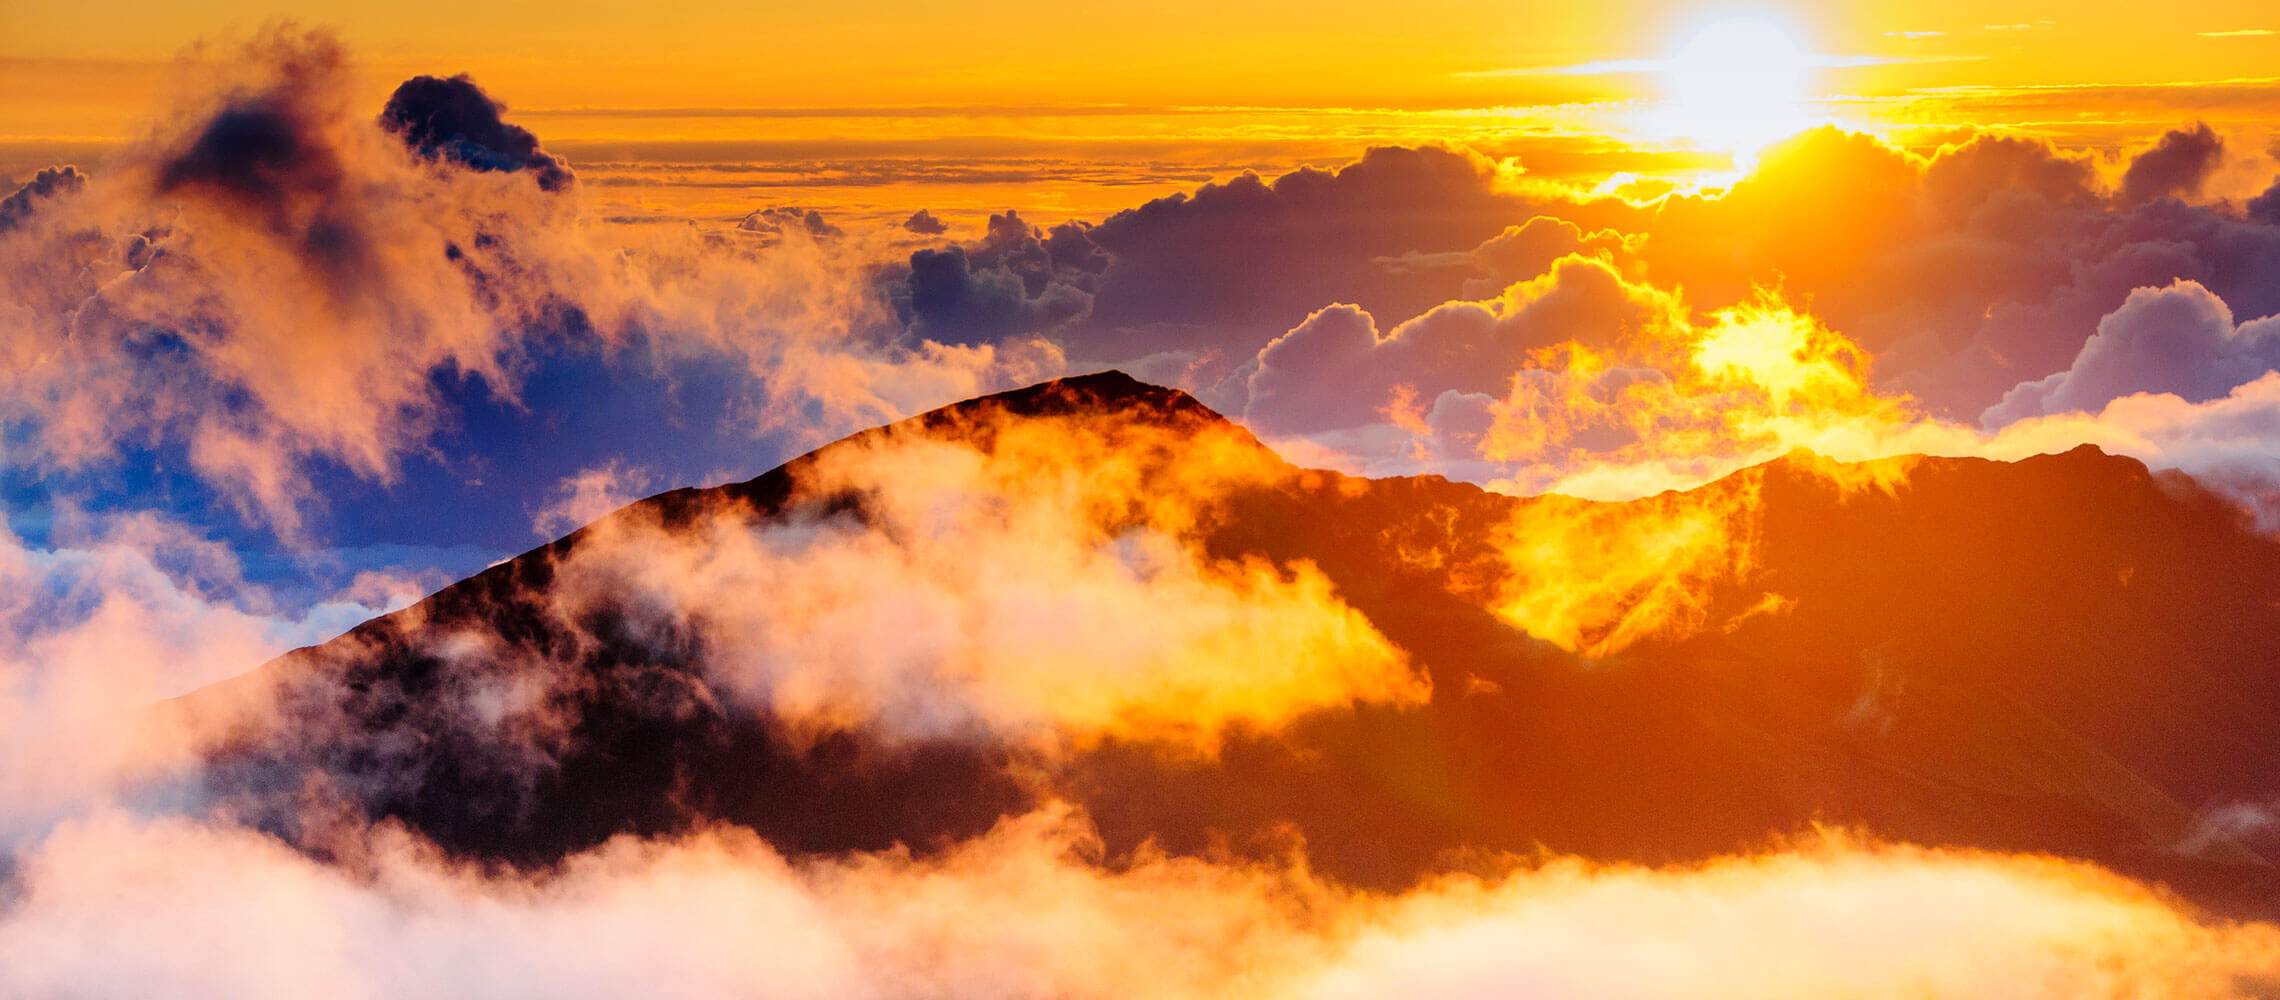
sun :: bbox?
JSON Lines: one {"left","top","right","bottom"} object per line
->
{"left": 1650, "top": 12, "right": 1819, "bottom": 159}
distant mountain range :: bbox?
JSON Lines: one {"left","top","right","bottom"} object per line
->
{"left": 186, "top": 372, "right": 2280, "bottom": 915}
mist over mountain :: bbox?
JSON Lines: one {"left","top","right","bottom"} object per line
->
{"left": 184, "top": 371, "right": 2280, "bottom": 916}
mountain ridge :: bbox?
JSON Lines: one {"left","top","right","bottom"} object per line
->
{"left": 255, "top": 370, "right": 2210, "bottom": 672}
{"left": 183, "top": 370, "right": 2280, "bottom": 915}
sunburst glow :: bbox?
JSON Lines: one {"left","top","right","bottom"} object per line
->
{"left": 1651, "top": 12, "right": 1820, "bottom": 158}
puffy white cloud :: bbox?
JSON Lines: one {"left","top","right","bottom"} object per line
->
{"left": 0, "top": 511, "right": 408, "bottom": 844}
{"left": 1987, "top": 280, "right": 2280, "bottom": 426}
{"left": 546, "top": 404, "right": 1424, "bottom": 749}
{"left": 5, "top": 809, "right": 2278, "bottom": 1000}
{"left": 1243, "top": 255, "right": 1675, "bottom": 436}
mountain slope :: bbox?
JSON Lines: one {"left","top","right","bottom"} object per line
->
{"left": 187, "top": 371, "right": 2280, "bottom": 914}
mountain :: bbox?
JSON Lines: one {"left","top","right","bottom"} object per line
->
{"left": 185, "top": 371, "right": 2280, "bottom": 915}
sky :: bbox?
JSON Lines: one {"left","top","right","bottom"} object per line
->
{"left": 9, "top": 2, "right": 2280, "bottom": 994}
{"left": 9, "top": 1, "right": 2280, "bottom": 223}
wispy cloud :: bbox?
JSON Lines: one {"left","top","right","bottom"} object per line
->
{"left": 1454, "top": 53, "right": 1960, "bottom": 79}
{"left": 2199, "top": 28, "right": 2276, "bottom": 38}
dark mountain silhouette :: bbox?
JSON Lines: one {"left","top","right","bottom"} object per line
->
{"left": 187, "top": 371, "right": 2280, "bottom": 915}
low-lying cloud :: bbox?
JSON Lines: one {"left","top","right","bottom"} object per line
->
{"left": 547, "top": 405, "right": 1424, "bottom": 749}
{"left": 6, "top": 808, "right": 2278, "bottom": 999}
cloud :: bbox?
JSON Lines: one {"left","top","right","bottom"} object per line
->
{"left": 0, "top": 26, "right": 1065, "bottom": 542}
{"left": 1987, "top": 279, "right": 2280, "bottom": 425}
{"left": 1463, "top": 216, "right": 1635, "bottom": 289}
{"left": 1458, "top": 51, "right": 1921, "bottom": 78}
{"left": 156, "top": 388, "right": 1422, "bottom": 863}
{"left": 0, "top": 509, "right": 406, "bottom": 845}
{"left": 745, "top": 125, "right": 2280, "bottom": 444}
{"left": 529, "top": 460, "right": 657, "bottom": 539}
{"left": 1211, "top": 239, "right": 2280, "bottom": 538}
{"left": 1291, "top": 836, "right": 2280, "bottom": 1000}
{"left": 2248, "top": 175, "right": 2280, "bottom": 225}
{"left": 0, "top": 164, "right": 83, "bottom": 233}
{"left": 894, "top": 210, "right": 1098, "bottom": 346}
{"left": 1243, "top": 255, "right": 1676, "bottom": 436}
{"left": 1612, "top": 126, "right": 2280, "bottom": 415}
{"left": 2179, "top": 801, "right": 2280, "bottom": 856}
{"left": 5, "top": 807, "right": 2279, "bottom": 999}
{"left": 1479, "top": 471, "right": 1775, "bottom": 657}
{"left": 0, "top": 27, "right": 591, "bottom": 534}
{"left": 0, "top": 806, "right": 1331, "bottom": 1000}
{"left": 418, "top": 122, "right": 2280, "bottom": 464}
{"left": 10, "top": 378, "right": 2280, "bottom": 998}
{"left": 379, "top": 73, "right": 573, "bottom": 191}
{"left": 1974, "top": 371, "right": 2280, "bottom": 527}
{"left": 2119, "top": 122, "right": 2226, "bottom": 207}
{"left": 902, "top": 208, "right": 949, "bottom": 234}
{"left": 738, "top": 205, "right": 843, "bottom": 240}
{"left": 1219, "top": 248, "right": 1923, "bottom": 497}
{"left": 1061, "top": 145, "right": 1529, "bottom": 360}
{"left": 1915, "top": 131, "right": 2101, "bottom": 218}
{"left": 543, "top": 401, "right": 1424, "bottom": 750}
{"left": 1180, "top": 126, "right": 2280, "bottom": 508}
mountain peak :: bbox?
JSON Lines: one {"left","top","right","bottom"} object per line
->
{"left": 188, "top": 367, "right": 2280, "bottom": 918}
{"left": 912, "top": 368, "right": 1228, "bottom": 426}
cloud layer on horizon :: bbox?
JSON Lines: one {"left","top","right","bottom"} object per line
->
{"left": 13, "top": 30, "right": 2280, "bottom": 558}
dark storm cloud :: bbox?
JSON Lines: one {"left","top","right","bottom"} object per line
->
{"left": 0, "top": 165, "right": 86, "bottom": 233}
{"left": 380, "top": 74, "right": 573, "bottom": 191}
{"left": 1915, "top": 132, "right": 2101, "bottom": 220}
{"left": 157, "top": 100, "right": 340, "bottom": 204}
{"left": 2248, "top": 176, "right": 2280, "bottom": 226}
{"left": 902, "top": 208, "right": 949, "bottom": 234}
{"left": 859, "top": 144, "right": 1550, "bottom": 368}
{"left": 152, "top": 92, "right": 379, "bottom": 288}
{"left": 896, "top": 210, "right": 1094, "bottom": 346}
{"left": 1043, "top": 218, "right": 1110, "bottom": 274}
{"left": 2118, "top": 122, "right": 2224, "bottom": 207}
{"left": 1058, "top": 145, "right": 1531, "bottom": 357}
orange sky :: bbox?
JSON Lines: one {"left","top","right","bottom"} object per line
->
{"left": 7, "top": 1, "right": 2280, "bottom": 225}
{"left": 11, "top": 1, "right": 2280, "bottom": 127}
